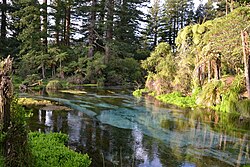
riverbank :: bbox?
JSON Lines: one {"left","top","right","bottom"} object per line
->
{"left": 133, "top": 88, "right": 250, "bottom": 119}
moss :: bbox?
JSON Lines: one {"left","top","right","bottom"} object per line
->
{"left": 192, "top": 24, "right": 199, "bottom": 34}
{"left": 193, "top": 33, "right": 202, "bottom": 45}
{"left": 46, "top": 80, "right": 63, "bottom": 90}
{"left": 197, "top": 24, "right": 206, "bottom": 34}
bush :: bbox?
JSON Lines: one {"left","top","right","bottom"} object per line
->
{"left": 46, "top": 80, "right": 63, "bottom": 90}
{"left": 29, "top": 132, "right": 91, "bottom": 167}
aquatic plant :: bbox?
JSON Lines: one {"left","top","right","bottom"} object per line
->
{"left": 46, "top": 80, "right": 63, "bottom": 90}
{"left": 18, "top": 97, "right": 52, "bottom": 106}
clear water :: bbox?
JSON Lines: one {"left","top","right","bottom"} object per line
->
{"left": 23, "top": 87, "right": 250, "bottom": 167}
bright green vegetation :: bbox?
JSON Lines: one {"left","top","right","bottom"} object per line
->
{"left": 156, "top": 92, "right": 197, "bottom": 108}
{"left": 29, "top": 132, "right": 91, "bottom": 167}
{"left": 132, "top": 89, "right": 148, "bottom": 97}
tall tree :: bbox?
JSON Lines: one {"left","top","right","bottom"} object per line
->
{"left": 194, "top": 0, "right": 216, "bottom": 23}
{"left": 145, "top": 0, "right": 161, "bottom": 49}
{"left": 104, "top": 0, "right": 114, "bottom": 63}
{"left": 65, "top": 0, "right": 71, "bottom": 46}
{"left": 42, "top": 0, "right": 48, "bottom": 48}
{"left": 241, "top": 30, "right": 250, "bottom": 99}
{"left": 88, "top": 0, "right": 97, "bottom": 57}
{"left": 50, "top": 0, "right": 66, "bottom": 45}
{"left": 162, "top": 0, "right": 194, "bottom": 48}
{"left": 1, "top": 0, "right": 7, "bottom": 39}
{"left": 13, "top": 0, "right": 48, "bottom": 78}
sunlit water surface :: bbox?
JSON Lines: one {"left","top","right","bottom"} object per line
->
{"left": 23, "top": 87, "right": 250, "bottom": 167}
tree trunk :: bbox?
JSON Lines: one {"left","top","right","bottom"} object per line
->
{"left": 65, "top": 0, "right": 71, "bottom": 46}
{"left": 230, "top": 0, "right": 234, "bottom": 12}
{"left": 241, "top": 30, "right": 250, "bottom": 99}
{"left": 41, "top": 62, "right": 46, "bottom": 79}
{"left": 55, "top": 0, "right": 60, "bottom": 45}
{"left": 88, "top": 0, "right": 97, "bottom": 58}
{"left": 0, "top": 56, "right": 13, "bottom": 132}
{"left": 153, "top": 25, "right": 158, "bottom": 47}
{"left": 42, "top": 0, "right": 48, "bottom": 48}
{"left": 215, "top": 56, "right": 221, "bottom": 80}
{"left": 208, "top": 60, "right": 212, "bottom": 82}
{"left": 226, "top": 0, "right": 228, "bottom": 15}
{"left": 1, "top": 0, "right": 7, "bottom": 39}
{"left": 105, "top": 0, "right": 114, "bottom": 64}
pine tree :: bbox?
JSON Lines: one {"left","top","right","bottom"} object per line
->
{"left": 146, "top": 0, "right": 161, "bottom": 49}
{"left": 13, "top": 0, "right": 48, "bottom": 78}
{"left": 1, "top": 0, "right": 7, "bottom": 39}
{"left": 162, "top": 0, "right": 194, "bottom": 49}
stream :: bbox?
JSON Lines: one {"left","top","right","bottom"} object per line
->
{"left": 22, "top": 87, "right": 250, "bottom": 167}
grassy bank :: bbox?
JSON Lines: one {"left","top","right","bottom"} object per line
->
{"left": 133, "top": 89, "right": 197, "bottom": 109}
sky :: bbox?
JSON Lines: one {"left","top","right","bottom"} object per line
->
{"left": 194, "top": 0, "right": 208, "bottom": 9}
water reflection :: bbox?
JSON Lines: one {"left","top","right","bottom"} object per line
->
{"left": 26, "top": 87, "right": 250, "bottom": 167}
{"left": 133, "top": 125, "right": 162, "bottom": 167}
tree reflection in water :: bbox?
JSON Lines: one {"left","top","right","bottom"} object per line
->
{"left": 26, "top": 88, "right": 249, "bottom": 167}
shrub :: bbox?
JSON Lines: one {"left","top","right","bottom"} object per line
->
{"left": 29, "top": 132, "right": 91, "bottom": 167}
{"left": 46, "top": 80, "right": 63, "bottom": 90}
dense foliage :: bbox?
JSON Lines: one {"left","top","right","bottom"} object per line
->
{"left": 29, "top": 132, "right": 91, "bottom": 167}
{"left": 137, "top": 6, "right": 250, "bottom": 114}
{"left": 0, "top": 0, "right": 249, "bottom": 115}
{"left": 1, "top": 0, "right": 234, "bottom": 86}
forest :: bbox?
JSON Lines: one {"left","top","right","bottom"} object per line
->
{"left": 0, "top": 0, "right": 250, "bottom": 166}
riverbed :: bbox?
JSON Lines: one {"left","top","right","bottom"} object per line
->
{"left": 22, "top": 87, "right": 250, "bottom": 167}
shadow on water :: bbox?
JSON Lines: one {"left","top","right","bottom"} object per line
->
{"left": 24, "top": 87, "right": 250, "bottom": 167}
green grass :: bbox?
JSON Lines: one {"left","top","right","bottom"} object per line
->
{"left": 29, "top": 132, "right": 91, "bottom": 167}
{"left": 156, "top": 92, "right": 197, "bottom": 108}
